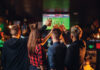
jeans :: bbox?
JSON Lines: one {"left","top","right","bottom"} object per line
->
{"left": 29, "top": 64, "right": 41, "bottom": 70}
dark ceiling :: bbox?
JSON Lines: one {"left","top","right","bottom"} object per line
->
{"left": 0, "top": 0, "right": 99, "bottom": 21}
{"left": 0, "top": 0, "right": 42, "bottom": 20}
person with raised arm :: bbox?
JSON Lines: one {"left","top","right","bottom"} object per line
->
{"left": 65, "top": 25, "right": 86, "bottom": 70}
{"left": 28, "top": 24, "right": 47, "bottom": 70}
{"left": 2, "top": 25, "right": 29, "bottom": 70}
{"left": 48, "top": 28, "right": 66, "bottom": 70}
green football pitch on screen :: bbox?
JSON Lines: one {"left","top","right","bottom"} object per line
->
{"left": 43, "top": 14, "right": 70, "bottom": 30}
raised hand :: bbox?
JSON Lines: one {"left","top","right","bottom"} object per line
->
{"left": 59, "top": 24, "right": 66, "bottom": 31}
{"left": 44, "top": 18, "right": 52, "bottom": 26}
{"left": 53, "top": 24, "right": 59, "bottom": 29}
{"left": 29, "top": 24, "right": 37, "bottom": 31}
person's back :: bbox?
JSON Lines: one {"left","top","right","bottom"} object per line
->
{"left": 48, "top": 42, "right": 66, "bottom": 70}
{"left": 2, "top": 25, "right": 29, "bottom": 70}
{"left": 55, "top": 43, "right": 66, "bottom": 70}
{"left": 65, "top": 25, "right": 86, "bottom": 70}
{"left": 48, "top": 28, "right": 66, "bottom": 70}
{"left": 65, "top": 40, "right": 86, "bottom": 70}
{"left": 2, "top": 38, "right": 28, "bottom": 70}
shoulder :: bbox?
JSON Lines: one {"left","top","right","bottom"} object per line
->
{"left": 67, "top": 43, "right": 74, "bottom": 51}
{"left": 4, "top": 38, "right": 17, "bottom": 44}
{"left": 48, "top": 46, "right": 55, "bottom": 56}
{"left": 56, "top": 43, "right": 67, "bottom": 50}
{"left": 23, "top": 37, "right": 28, "bottom": 42}
{"left": 48, "top": 45, "right": 55, "bottom": 53}
{"left": 48, "top": 45, "right": 54, "bottom": 51}
{"left": 3, "top": 38, "right": 17, "bottom": 49}
{"left": 61, "top": 43, "right": 67, "bottom": 47}
{"left": 68, "top": 42, "right": 75, "bottom": 49}
{"left": 36, "top": 44, "right": 43, "bottom": 52}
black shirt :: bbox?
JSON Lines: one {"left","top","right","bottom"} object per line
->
{"left": 48, "top": 42, "right": 66, "bottom": 70}
{"left": 65, "top": 40, "right": 86, "bottom": 70}
{"left": 2, "top": 38, "right": 29, "bottom": 70}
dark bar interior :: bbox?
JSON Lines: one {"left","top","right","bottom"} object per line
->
{"left": 0, "top": 0, "right": 100, "bottom": 70}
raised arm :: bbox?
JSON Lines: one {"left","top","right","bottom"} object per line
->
{"left": 41, "top": 28, "right": 53, "bottom": 46}
{"left": 40, "top": 19, "right": 52, "bottom": 34}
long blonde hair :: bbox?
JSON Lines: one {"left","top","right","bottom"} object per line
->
{"left": 27, "top": 26, "right": 39, "bottom": 55}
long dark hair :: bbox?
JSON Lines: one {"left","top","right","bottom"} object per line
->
{"left": 27, "top": 24, "right": 40, "bottom": 55}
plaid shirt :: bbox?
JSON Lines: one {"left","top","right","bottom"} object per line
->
{"left": 29, "top": 44, "right": 45, "bottom": 67}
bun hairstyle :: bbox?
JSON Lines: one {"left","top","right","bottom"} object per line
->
{"left": 71, "top": 25, "right": 83, "bottom": 39}
{"left": 10, "top": 25, "right": 20, "bottom": 36}
{"left": 11, "top": 25, "right": 19, "bottom": 31}
{"left": 29, "top": 23, "right": 38, "bottom": 30}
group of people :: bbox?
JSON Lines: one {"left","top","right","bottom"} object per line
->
{"left": 1, "top": 20, "right": 86, "bottom": 70}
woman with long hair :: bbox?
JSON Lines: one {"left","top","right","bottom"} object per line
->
{"left": 27, "top": 24, "right": 47, "bottom": 70}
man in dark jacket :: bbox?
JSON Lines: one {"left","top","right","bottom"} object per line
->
{"left": 48, "top": 28, "right": 66, "bottom": 70}
{"left": 2, "top": 25, "right": 29, "bottom": 70}
{"left": 65, "top": 25, "right": 86, "bottom": 70}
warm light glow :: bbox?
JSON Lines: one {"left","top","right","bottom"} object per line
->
{"left": 24, "top": 18, "right": 27, "bottom": 22}
{"left": 99, "top": 28, "right": 100, "bottom": 32}
{"left": 8, "top": 25, "right": 12, "bottom": 29}
{"left": 97, "top": 33, "right": 100, "bottom": 39}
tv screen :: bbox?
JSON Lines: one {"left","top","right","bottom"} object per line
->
{"left": 43, "top": 14, "right": 70, "bottom": 30}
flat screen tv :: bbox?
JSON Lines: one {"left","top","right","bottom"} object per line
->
{"left": 43, "top": 14, "right": 70, "bottom": 30}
